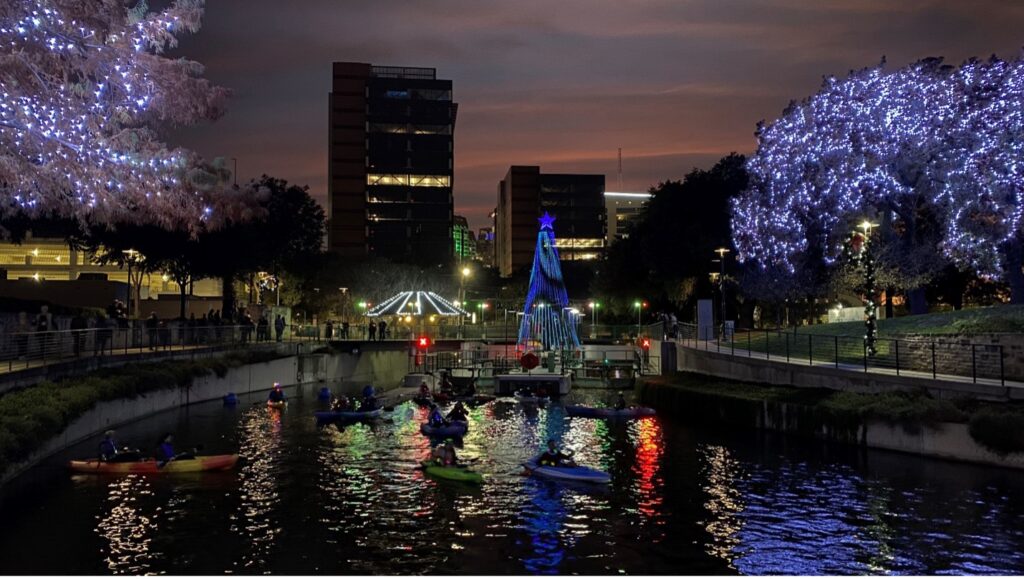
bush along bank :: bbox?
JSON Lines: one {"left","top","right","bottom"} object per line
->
{"left": 641, "top": 372, "right": 1024, "bottom": 464}
{"left": 0, "top": 350, "right": 287, "bottom": 477}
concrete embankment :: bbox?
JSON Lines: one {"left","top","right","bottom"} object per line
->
{"left": 0, "top": 345, "right": 414, "bottom": 485}
{"left": 640, "top": 375, "right": 1024, "bottom": 471}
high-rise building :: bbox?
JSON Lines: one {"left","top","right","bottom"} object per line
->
{"left": 605, "top": 191, "right": 652, "bottom": 244}
{"left": 496, "top": 166, "right": 605, "bottom": 277}
{"left": 453, "top": 215, "right": 477, "bottom": 261}
{"left": 328, "top": 62, "right": 456, "bottom": 264}
{"left": 476, "top": 226, "right": 495, "bottom": 266}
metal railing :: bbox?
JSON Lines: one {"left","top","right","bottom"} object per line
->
{"left": 676, "top": 323, "right": 1006, "bottom": 386}
{"left": 0, "top": 323, "right": 323, "bottom": 374}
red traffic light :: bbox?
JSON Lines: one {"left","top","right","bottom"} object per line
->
{"left": 417, "top": 336, "right": 431, "bottom": 349}
{"left": 641, "top": 338, "right": 651, "bottom": 350}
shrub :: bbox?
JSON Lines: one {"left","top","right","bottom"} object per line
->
{"left": 968, "top": 406, "right": 1024, "bottom": 454}
{"left": 0, "top": 349, "right": 289, "bottom": 477}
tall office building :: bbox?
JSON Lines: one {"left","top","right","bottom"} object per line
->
{"left": 453, "top": 215, "right": 477, "bottom": 261}
{"left": 328, "top": 62, "right": 457, "bottom": 264}
{"left": 496, "top": 166, "right": 606, "bottom": 277}
{"left": 605, "top": 191, "right": 652, "bottom": 244}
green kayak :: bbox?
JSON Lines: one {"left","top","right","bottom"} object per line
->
{"left": 421, "top": 461, "right": 484, "bottom": 484}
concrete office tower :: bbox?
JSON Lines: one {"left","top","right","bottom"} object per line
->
{"left": 328, "top": 63, "right": 457, "bottom": 264}
{"left": 496, "top": 166, "right": 605, "bottom": 277}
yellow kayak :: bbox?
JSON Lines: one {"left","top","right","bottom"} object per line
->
{"left": 68, "top": 454, "right": 239, "bottom": 474}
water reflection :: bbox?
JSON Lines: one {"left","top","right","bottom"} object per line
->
{"left": 230, "top": 405, "right": 284, "bottom": 572}
{"left": 95, "top": 475, "right": 156, "bottom": 574}
{"left": 700, "top": 444, "right": 745, "bottom": 570}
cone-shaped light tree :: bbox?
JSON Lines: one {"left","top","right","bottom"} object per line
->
{"left": 517, "top": 212, "right": 581, "bottom": 352}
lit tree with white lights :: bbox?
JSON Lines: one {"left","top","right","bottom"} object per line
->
{"left": 0, "top": 0, "right": 230, "bottom": 233}
{"left": 733, "top": 53, "right": 1024, "bottom": 307}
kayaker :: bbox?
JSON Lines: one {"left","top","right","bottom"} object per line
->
{"left": 614, "top": 391, "right": 627, "bottom": 410}
{"left": 446, "top": 401, "right": 468, "bottom": 423}
{"left": 268, "top": 383, "right": 286, "bottom": 403}
{"left": 418, "top": 382, "right": 431, "bottom": 397}
{"left": 433, "top": 439, "right": 458, "bottom": 466}
{"left": 98, "top": 430, "right": 123, "bottom": 462}
{"left": 538, "top": 439, "right": 573, "bottom": 467}
{"left": 156, "top": 433, "right": 177, "bottom": 465}
{"left": 362, "top": 384, "right": 375, "bottom": 399}
{"left": 358, "top": 394, "right": 378, "bottom": 412}
{"left": 428, "top": 404, "right": 446, "bottom": 427}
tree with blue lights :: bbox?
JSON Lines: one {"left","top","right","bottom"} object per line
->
{"left": 0, "top": 0, "right": 233, "bottom": 233}
{"left": 517, "top": 212, "right": 581, "bottom": 352}
{"left": 732, "top": 54, "right": 1024, "bottom": 305}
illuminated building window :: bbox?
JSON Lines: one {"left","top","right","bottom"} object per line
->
{"left": 367, "top": 174, "right": 450, "bottom": 187}
{"left": 553, "top": 238, "right": 605, "bottom": 249}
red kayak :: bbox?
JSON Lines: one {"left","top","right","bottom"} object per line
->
{"left": 68, "top": 454, "right": 239, "bottom": 474}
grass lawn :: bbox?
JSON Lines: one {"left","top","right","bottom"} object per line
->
{"left": 792, "top": 304, "right": 1024, "bottom": 337}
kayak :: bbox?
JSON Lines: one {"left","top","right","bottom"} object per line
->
{"left": 267, "top": 400, "right": 286, "bottom": 409}
{"left": 413, "top": 395, "right": 433, "bottom": 407}
{"left": 69, "top": 454, "right": 239, "bottom": 474}
{"left": 420, "top": 420, "right": 468, "bottom": 437}
{"left": 421, "top": 461, "right": 483, "bottom": 484}
{"left": 565, "top": 405, "right": 656, "bottom": 419}
{"left": 523, "top": 458, "right": 611, "bottom": 484}
{"left": 514, "top": 393, "right": 549, "bottom": 405}
{"left": 314, "top": 408, "right": 383, "bottom": 422}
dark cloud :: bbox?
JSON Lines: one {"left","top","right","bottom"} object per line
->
{"left": 169, "top": 0, "right": 1024, "bottom": 229}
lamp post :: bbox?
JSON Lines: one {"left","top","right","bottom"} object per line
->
{"left": 122, "top": 248, "right": 140, "bottom": 319}
{"left": 633, "top": 300, "right": 643, "bottom": 338}
{"left": 459, "top": 266, "right": 471, "bottom": 338}
{"left": 714, "top": 247, "right": 730, "bottom": 338}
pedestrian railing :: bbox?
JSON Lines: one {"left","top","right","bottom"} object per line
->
{"left": 0, "top": 323, "right": 321, "bottom": 374}
{"left": 676, "top": 323, "right": 1006, "bottom": 386}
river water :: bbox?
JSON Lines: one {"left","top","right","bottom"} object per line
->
{"left": 3, "top": 385, "right": 1024, "bottom": 575}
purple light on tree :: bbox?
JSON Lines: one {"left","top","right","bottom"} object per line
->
{"left": 0, "top": 0, "right": 231, "bottom": 232}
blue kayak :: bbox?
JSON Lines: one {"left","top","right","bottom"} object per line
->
{"left": 565, "top": 405, "right": 656, "bottom": 419}
{"left": 523, "top": 457, "right": 611, "bottom": 484}
{"left": 420, "top": 420, "right": 468, "bottom": 437}
{"left": 315, "top": 408, "right": 383, "bottom": 422}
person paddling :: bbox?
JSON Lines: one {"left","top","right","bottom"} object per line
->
{"left": 432, "top": 439, "right": 458, "bottom": 466}
{"left": 156, "top": 433, "right": 195, "bottom": 467}
{"left": 446, "top": 401, "right": 468, "bottom": 423}
{"left": 614, "top": 391, "right": 627, "bottom": 410}
{"left": 538, "top": 439, "right": 573, "bottom": 467}
{"left": 428, "top": 403, "right": 446, "bottom": 427}
{"left": 268, "top": 383, "right": 286, "bottom": 403}
{"left": 99, "top": 430, "right": 141, "bottom": 463}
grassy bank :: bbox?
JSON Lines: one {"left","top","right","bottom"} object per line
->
{"left": 795, "top": 304, "right": 1024, "bottom": 337}
{"left": 642, "top": 372, "right": 1024, "bottom": 453}
{"left": 0, "top": 350, "right": 287, "bottom": 476}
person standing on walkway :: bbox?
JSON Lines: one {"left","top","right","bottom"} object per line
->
{"left": 378, "top": 319, "right": 387, "bottom": 342}
{"left": 341, "top": 320, "right": 350, "bottom": 340}
{"left": 368, "top": 320, "right": 377, "bottom": 341}
{"left": 325, "top": 320, "right": 334, "bottom": 341}
{"left": 70, "top": 312, "right": 87, "bottom": 357}
{"left": 275, "top": 314, "right": 285, "bottom": 342}
{"left": 145, "top": 312, "right": 159, "bottom": 350}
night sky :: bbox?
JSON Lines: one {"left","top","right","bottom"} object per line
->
{"left": 170, "top": 0, "right": 1024, "bottom": 229}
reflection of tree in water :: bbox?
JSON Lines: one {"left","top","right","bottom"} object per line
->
{"left": 699, "top": 444, "right": 745, "bottom": 569}
{"left": 96, "top": 475, "right": 157, "bottom": 575}
{"left": 230, "top": 406, "right": 284, "bottom": 572}
{"left": 520, "top": 478, "right": 569, "bottom": 574}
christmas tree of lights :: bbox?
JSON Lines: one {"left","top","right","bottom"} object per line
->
{"left": 0, "top": 0, "right": 234, "bottom": 232}
{"left": 517, "top": 212, "right": 581, "bottom": 352}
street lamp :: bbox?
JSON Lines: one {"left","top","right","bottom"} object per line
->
{"left": 634, "top": 300, "right": 643, "bottom": 337}
{"left": 122, "top": 248, "right": 141, "bottom": 318}
{"left": 713, "top": 247, "right": 730, "bottom": 338}
{"left": 459, "top": 267, "right": 471, "bottom": 338}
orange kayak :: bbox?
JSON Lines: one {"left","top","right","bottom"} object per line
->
{"left": 68, "top": 454, "right": 239, "bottom": 474}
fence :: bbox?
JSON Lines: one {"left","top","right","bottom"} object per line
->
{"left": 676, "top": 323, "right": 1006, "bottom": 386}
{"left": 0, "top": 322, "right": 323, "bottom": 374}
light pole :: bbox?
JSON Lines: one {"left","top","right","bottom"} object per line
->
{"left": 633, "top": 300, "right": 643, "bottom": 338}
{"left": 714, "top": 247, "right": 730, "bottom": 338}
{"left": 459, "top": 266, "right": 471, "bottom": 338}
{"left": 122, "top": 248, "right": 140, "bottom": 319}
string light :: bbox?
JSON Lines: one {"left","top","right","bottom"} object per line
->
{"left": 731, "top": 54, "right": 1024, "bottom": 286}
{"left": 0, "top": 1, "right": 231, "bottom": 231}
{"left": 517, "top": 212, "right": 581, "bottom": 351}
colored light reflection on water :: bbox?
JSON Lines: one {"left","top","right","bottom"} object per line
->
{"left": 3, "top": 389, "right": 1024, "bottom": 574}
